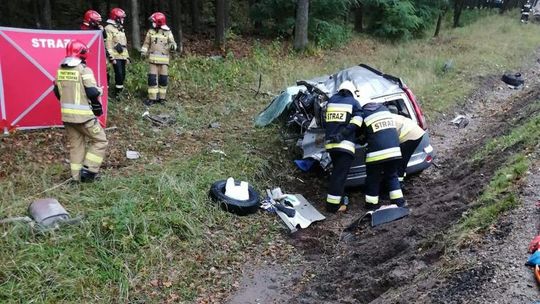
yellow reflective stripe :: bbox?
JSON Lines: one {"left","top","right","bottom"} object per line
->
{"left": 365, "top": 112, "right": 391, "bottom": 126}
{"left": 149, "top": 56, "right": 169, "bottom": 63}
{"left": 85, "top": 152, "right": 103, "bottom": 164}
{"left": 350, "top": 116, "right": 363, "bottom": 127}
{"left": 326, "top": 194, "right": 341, "bottom": 205}
{"left": 57, "top": 70, "right": 80, "bottom": 81}
{"left": 75, "top": 83, "right": 81, "bottom": 105}
{"left": 81, "top": 74, "right": 93, "bottom": 80}
{"left": 365, "top": 147, "right": 402, "bottom": 163}
{"left": 70, "top": 163, "right": 82, "bottom": 171}
{"left": 390, "top": 189, "right": 403, "bottom": 199}
{"left": 325, "top": 140, "right": 355, "bottom": 153}
{"left": 365, "top": 195, "right": 379, "bottom": 204}
{"left": 159, "top": 87, "right": 167, "bottom": 93}
{"left": 398, "top": 176, "right": 405, "bottom": 182}
{"left": 327, "top": 104, "right": 353, "bottom": 113}
{"left": 366, "top": 152, "right": 402, "bottom": 163}
{"left": 61, "top": 108, "right": 94, "bottom": 115}
{"left": 148, "top": 88, "right": 159, "bottom": 93}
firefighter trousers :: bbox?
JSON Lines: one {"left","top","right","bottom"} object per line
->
{"left": 365, "top": 159, "right": 404, "bottom": 206}
{"left": 398, "top": 137, "right": 423, "bottom": 181}
{"left": 65, "top": 119, "right": 108, "bottom": 181}
{"left": 112, "top": 59, "right": 127, "bottom": 90}
{"left": 326, "top": 151, "right": 354, "bottom": 212}
{"left": 148, "top": 63, "right": 169, "bottom": 101}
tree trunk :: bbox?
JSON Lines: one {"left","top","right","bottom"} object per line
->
{"left": 249, "top": 0, "right": 262, "bottom": 34}
{"left": 131, "top": 0, "right": 141, "bottom": 50}
{"left": 215, "top": 0, "right": 226, "bottom": 48}
{"left": 434, "top": 12, "right": 443, "bottom": 37}
{"left": 191, "top": 0, "right": 201, "bottom": 33}
{"left": 33, "top": 0, "right": 42, "bottom": 28}
{"left": 39, "top": 0, "right": 52, "bottom": 29}
{"left": 293, "top": 0, "right": 309, "bottom": 50}
{"left": 170, "top": 0, "right": 184, "bottom": 53}
{"left": 354, "top": 3, "right": 363, "bottom": 33}
{"left": 224, "top": 0, "right": 231, "bottom": 30}
{"left": 453, "top": 0, "right": 465, "bottom": 28}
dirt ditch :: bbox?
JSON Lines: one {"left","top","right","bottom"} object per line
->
{"left": 227, "top": 54, "right": 540, "bottom": 303}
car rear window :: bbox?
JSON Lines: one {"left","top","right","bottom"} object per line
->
{"left": 384, "top": 98, "right": 413, "bottom": 119}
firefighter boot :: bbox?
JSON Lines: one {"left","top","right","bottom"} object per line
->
{"left": 80, "top": 167, "right": 98, "bottom": 183}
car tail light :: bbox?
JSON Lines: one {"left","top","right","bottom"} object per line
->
{"left": 402, "top": 84, "right": 428, "bottom": 130}
{"left": 425, "top": 155, "right": 433, "bottom": 163}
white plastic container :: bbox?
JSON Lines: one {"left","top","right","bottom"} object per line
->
{"left": 224, "top": 177, "right": 249, "bottom": 201}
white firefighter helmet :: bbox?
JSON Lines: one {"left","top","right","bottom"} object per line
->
{"left": 337, "top": 81, "right": 357, "bottom": 96}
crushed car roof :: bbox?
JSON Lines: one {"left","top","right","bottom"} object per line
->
{"left": 303, "top": 65, "right": 403, "bottom": 100}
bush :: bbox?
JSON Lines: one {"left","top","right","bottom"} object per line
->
{"left": 311, "top": 20, "right": 352, "bottom": 48}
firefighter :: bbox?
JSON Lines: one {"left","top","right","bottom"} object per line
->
{"left": 53, "top": 40, "right": 108, "bottom": 182}
{"left": 388, "top": 106, "right": 426, "bottom": 183}
{"left": 522, "top": 1, "right": 532, "bottom": 23}
{"left": 81, "top": 10, "right": 103, "bottom": 31}
{"left": 324, "top": 81, "right": 364, "bottom": 213}
{"left": 104, "top": 7, "right": 129, "bottom": 94}
{"left": 140, "top": 12, "right": 177, "bottom": 106}
{"left": 359, "top": 98, "right": 404, "bottom": 210}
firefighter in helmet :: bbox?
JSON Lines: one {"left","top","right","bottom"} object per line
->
{"left": 104, "top": 7, "right": 129, "bottom": 94}
{"left": 358, "top": 96, "right": 404, "bottom": 210}
{"left": 323, "top": 81, "right": 364, "bottom": 212}
{"left": 140, "top": 12, "right": 177, "bottom": 106}
{"left": 53, "top": 40, "right": 108, "bottom": 182}
{"left": 81, "top": 10, "right": 103, "bottom": 30}
{"left": 81, "top": 10, "right": 110, "bottom": 64}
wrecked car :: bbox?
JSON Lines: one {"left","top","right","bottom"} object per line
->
{"left": 256, "top": 64, "right": 435, "bottom": 187}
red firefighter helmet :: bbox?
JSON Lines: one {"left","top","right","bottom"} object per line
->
{"left": 83, "top": 10, "right": 102, "bottom": 26}
{"left": 149, "top": 12, "right": 167, "bottom": 28}
{"left": 66, "top": 40, "right": 89, "bottom": 60}
{"left": 109, "top": 8, "right": 126, "bottom": 23}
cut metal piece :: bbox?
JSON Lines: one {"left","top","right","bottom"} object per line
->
{"left": 370, "top": 205, "right": 409, "bottom": 227}
{"left": 272, "top": 193, "right": 326, "bottom": 233}
{"left": 344, "top": 205, "right": 409, "bottom": 232}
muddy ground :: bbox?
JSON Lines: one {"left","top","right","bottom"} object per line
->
{"left": 226, "top": 55, "right": 540, "bottom": 303}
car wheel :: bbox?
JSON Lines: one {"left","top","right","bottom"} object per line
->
{"left": 208, "top": 180, "right": 260, "bottom": 216}
{"left": 501, "top": 73, "right": 524, "bottom": 86}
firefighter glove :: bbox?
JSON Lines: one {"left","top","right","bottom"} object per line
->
{"left": 170, "top": 43, "right": 177, "bottom": 51}
{"left": 90, "top": 102, "right": 103, "bottom": 116}
{"left": 327, "top": 133, "right": 344, "bottom": 144}
{"left": 114, "top": 43, "right": 124, "bottom": 54}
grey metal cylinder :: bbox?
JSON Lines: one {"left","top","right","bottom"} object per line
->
{"left": 28, "top": 198, "right": 69, "bottom": 227}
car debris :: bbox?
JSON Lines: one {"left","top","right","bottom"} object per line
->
{"left": 1, "top": 198, "right": 83, "bottom": 231}
{"left": 343, "top": 204, "right": 409, "bottom": 232}
{"left": 501, "top": 73, "right": 524, "bottom": 87}
{"left": 261, "top": 187, "right": 325, "bottom": 233}
{"left": 209, "top": 179, "right": 260, "bottom": 216}
{"left": 209, "top": 122, "right": 221, "bottom": 129}
{"left": 142, "top": 111, "right": 176, "bottom": 126}
{"left": 126, "top": 150, "right": 141, "bottom": 159}
{"left": 451, "top": 115, "right": 470, "bottom": 128}
{"left": 210, "top": 149, "right": 227, "bottom": 156}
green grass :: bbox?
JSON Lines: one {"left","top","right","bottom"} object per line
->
{"left": 473, "top": 103, "right": 540, "bottom": 161}
{"left": 2, "top": 12, "right": 540, "bottom": 303}
{"left": 452, "top": 106, "right": 540, "bottom": 244}
{"left": 456, "top": 154, "right": 529, "bottom": 235}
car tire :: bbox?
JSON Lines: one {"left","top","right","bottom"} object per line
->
{"left": 501, "top": 73, "right": 524, "bottom": 87}
{"left": 208, "top": 180, "right": 260, "bottom": 216}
